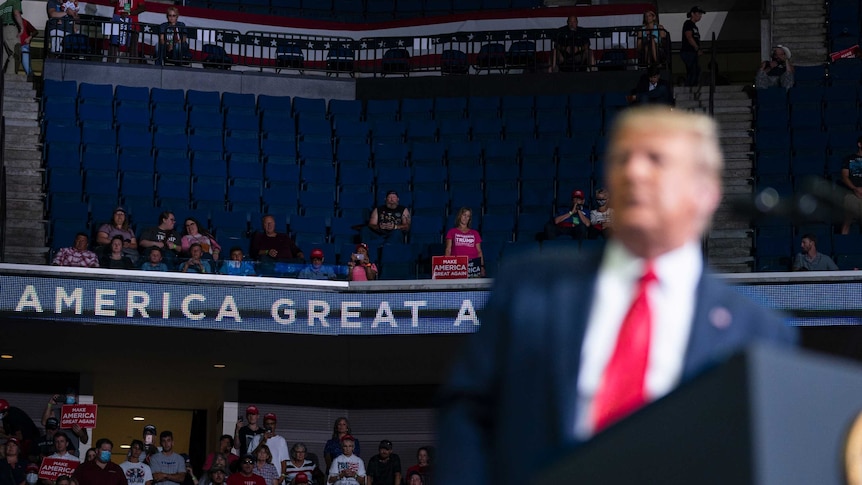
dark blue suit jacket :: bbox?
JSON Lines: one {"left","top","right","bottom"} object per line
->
{"left": 436, "top": 247, "right": 796, "bottom": 484}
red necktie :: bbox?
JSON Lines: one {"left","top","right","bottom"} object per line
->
{"left": 592, "top": 262, "right": 657, "bottom": 432}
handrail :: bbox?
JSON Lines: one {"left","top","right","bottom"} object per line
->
{"left": 44, "top": 19, "right": 661, "bottom": 76}
{"left": 708, "top": 31, "right": 717, "bottom": 116}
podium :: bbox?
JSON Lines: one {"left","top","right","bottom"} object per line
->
{"left": 534, "top": 345, "right": 862, "bottom": 485}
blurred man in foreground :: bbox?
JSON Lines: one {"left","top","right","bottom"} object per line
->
{"left": 437, "top": 106, "right": 797, "bottom": 484}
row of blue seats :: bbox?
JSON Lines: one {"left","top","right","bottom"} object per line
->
{"left": 42, "top": 115, "right": 609, "bottom": 152}
{"left": 756, "top": 231, "right": 862, "bottom": 272}
{"left": 43, "top": 80, "right": 628, "bottom": 122}
{"left": 754, "top": 129, "right": 859, "bottom": 155}
{"left": 185, "top": 0, "right": 542, "bottom": 22}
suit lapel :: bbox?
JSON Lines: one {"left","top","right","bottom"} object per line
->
{"left": 682, "top": 271, "right": 733, "bottom": 381}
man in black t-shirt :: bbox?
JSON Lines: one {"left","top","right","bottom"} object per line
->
{"left": 364, "top": 191, "right": 411, "bottom": 244}
{"left": 680, "top": 6, "right": 704, "bottom": 87}
{"left": 366, "top": 440, "right": 401, "bottom": 485}
{"left": 233, "top": 406, "right": 265, "bottom": 457}
{"left": 551, "top": 15, "right": 593, "bottom": 72}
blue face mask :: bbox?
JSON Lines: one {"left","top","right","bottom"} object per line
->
{"left": 99, "top": 450, "right": 112, "bottom": 462}
{"left": 65, "top": 396, "right": 76, "bottom": 404}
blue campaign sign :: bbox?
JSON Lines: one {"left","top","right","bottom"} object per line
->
{"left": 0, "top": 271, "right": 490, "bottom": 335}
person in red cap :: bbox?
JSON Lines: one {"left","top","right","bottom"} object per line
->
{"left": 545, "top": 189, "right": 590, "bottom": 240}
{"left": 235, "top": 406, "right": 264, "bottom": 457}
{"left": 0, "top": 398, "right": 41, "bottom": 461}
{"left": 327, "top": 435, "right": 365, "bottom": 485}
{"left": 260, "top": 414, "right": 288, "bottom": 476}
{"left": 347, "top": 244, "right": 377, "bottom": 281}
{"left": 1, "top": 437, "right": 28, "bottom": 485}
{"left": 297, "top": 248, "right": 336, "bottom": 280}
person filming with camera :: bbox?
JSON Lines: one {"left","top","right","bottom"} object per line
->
{"left": 755, "top": 44, "right": 794, "bottom": 90}
{"left": 545, "top": 189, "right": 590, "bottom": 240}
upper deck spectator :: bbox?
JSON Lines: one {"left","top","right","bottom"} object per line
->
{"left": 52, "top": 233, "right": 99, "bottom": 268}
{"left": 550, "top": 15, "right": 594, "bottom": 72}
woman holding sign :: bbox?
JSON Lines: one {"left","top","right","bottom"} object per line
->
{"left": 444, "top": 207, "right": 485, "bottom": 278}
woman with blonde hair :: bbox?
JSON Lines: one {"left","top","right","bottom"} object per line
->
{"left": 638, "top": 10, "right": 667, "bottom": 66}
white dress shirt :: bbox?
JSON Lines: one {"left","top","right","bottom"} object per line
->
{"left": 575, "top": 240, "right": 703, "bottom": 439}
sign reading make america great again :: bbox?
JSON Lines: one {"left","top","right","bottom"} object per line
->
{"left": 1, "top": 276, "right": 487, "bottom": 335}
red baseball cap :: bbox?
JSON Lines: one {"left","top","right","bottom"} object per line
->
{"left": 340, "top": 434, "right": 355, "bottom": 442}
{"left": 310, "top": 249, "right": 324, "bottom": 259}
{"left": 264, "top": 413, "right": 277, "bottom": 422}
{"left": 246, "top": 405, "right": 259, "bottom": 415}
{"left": 294, "top": 474, "right": 308, "bottom": 484}
{"left": 571, "top": 190, "right": 585, "bottom": 199}
{"left": 27, "top": 464, "right": 39, "bottom": 473}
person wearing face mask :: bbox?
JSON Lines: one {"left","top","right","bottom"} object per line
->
{"left": 0, "top": 399, "right": 41, "bottom": 462}
{"left": 297, "top": 248, "right": 336, "bottom": 280}
{"left": 42, "top": 392, "right": 89, "bottom": 458}
{"left": 25, "top": 463, "right": 39, "bottom": 485}
{"left": 72, "top": 438, "right": 128, "bottom": 485}
{"left": 587, "top": 188, "right": 614, "bottom": 240}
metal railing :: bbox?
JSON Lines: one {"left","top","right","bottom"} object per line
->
{"left": 44, "top": 19, "right": 668, "bottom": 76}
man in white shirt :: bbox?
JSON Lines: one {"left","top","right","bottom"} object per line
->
{"left": 47, "top": 432, "right": 81, "bottom": 463}
{"left": 436, "top": 105, "right": 797, "bottom": 484}
{"left": 120, "top": 440, "right": 153, "bottom": 485}
{"left": 260, "top": 413, "right": 289, "bottom": 476}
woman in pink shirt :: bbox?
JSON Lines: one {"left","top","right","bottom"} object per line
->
{"left": 347, "top": 243, "right": 378, "bottom": 281}
{"left": 445, "top": 207, "right": 485, "bottom": 277}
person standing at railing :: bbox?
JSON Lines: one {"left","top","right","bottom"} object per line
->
{"left": 680, "top": 6, "right": 704, "bottom": 87}
{"left": 46, "top": 0, "right": 79, "bottom": 53}
{"left": 109, "top": 0, "right": 146, "bottom": 62}
{"left": 0, "top": 0, "right": 24, "bottom": 74}
{"left": 156, "top": 6, "right": 189, "bottom": 65}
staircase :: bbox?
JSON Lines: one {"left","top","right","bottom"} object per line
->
{"left": 771, "top": 0, "right": 828, "bottom": 66}
{"left": 3, "top": 71, "right": 47, "bottom": 264}
{"left": 675, "top": 85, "right": 755, "bottom": 273}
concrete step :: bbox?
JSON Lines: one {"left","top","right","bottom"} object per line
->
{"left": 725, "top": 160, "right": 753, "bottom": 170}
{"left": 6, "top": 198, "right": 44, "bottom": 213}
{"left": 3, "top": 248, "right": 49, "bottom": 265}
{"left": 4, "top": 117, "right": 40, "bottom": 129}
{"left": 719, "top": 121, "right": 752, "bottom": 131}
{"left": 4, "top": 100, "right": 40, "bottom": 112}
{"left": 3, "top": 111, "right": 38, "bottom": 121}
{"left": 6, "top": 231, "right": 46, "bottom": 247}
{"left": 706, "top": 237, "right": 752, "bottom": 250}
{"left": 677, "top": 98, "right": 753, "bottom": 109}
{"left": 709, "top": 228, "right": 753, "bottom": 239}
{"left": 707, "top": 246, "right": 753, "bottom": 258}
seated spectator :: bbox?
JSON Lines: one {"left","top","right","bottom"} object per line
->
{"left": 181, "top": 217, "right": 221, "bottom": 261}
{"left": 363, "top": 191, "right": 410, "bottom": 245}
{"left": 637, "top": 10, "right": 667, "bottom": 67}
{"left": 544, "top": 190, "right": 589, "bottom": 240}
{"left": 631, "top": 66, "right": 673, "bottom": 106}
{"left": 203, "top": 436, "right": 239, "bottom": 474}
{"left": 100, "top": 235, "right": 137, "bottom": 270}
{"left": 250, "top": 215, "right": 304, "bottom": 272}
{"left": 141, "top": 247, "right": 168, "bottom": 272}
{"left": 755, "top": 45, "right": 794, "bottom": 90}
{"left": 283, "top": 443, "right": 318, "bottom": 485}
{"left": 297, "top": 248, "right": 336, "bottom": 280}
{"left": 405, "top": 471, "right": 423, "bottom": 485}
{"left": 444, "top": 207, "right": 485, "bottom": 278}
{"left": 228, "top": 456, "right": 265, "bottom": 485}
{"left": 205, "top": 467, "right": 227, "bottom": 485}
{"left": 52, "top": 233, "right": 99, "bottom": 267}
{"left": 251, "top": 445, "right": 279, "bottom": 485}
{"left": 793, "top": 233, "right": 838, "bottom": 271}
{"left": 219, "top": 247, "right": 257, "bottom": 276}
{"left": 551, "top": 15, "right": 593, "bottom": 72}
{"left": 327, "top": 435, "right": 365, "bottom": 485}
{"left": 139, "top": 211, "right": 181, "bottom": 263}
{"left": 155, "top": 6, "right": 189, "bottom": 65}
{"left": 346, "top": 244, "right": 377, "bottom": 281}
{"left": 95, "top": 206, "right": 138, "bottom": 261}
{"left": 587, "top": 188, "right": 613, "bottom": 239}
{"left": 178, "top": 243, "right": 213, "bottom": 274}
{"left": 404, "top": 448, "right": 431, "bottom": 485}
